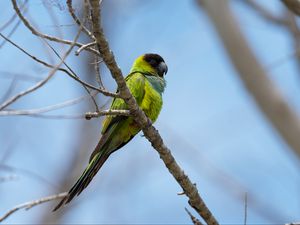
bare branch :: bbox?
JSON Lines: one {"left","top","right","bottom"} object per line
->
{"left": 93, "top": 54, "right": 104, "bottom": 88}
{"left": 85, "top": 109, "right": 130, "bottom": 120}
{"left": 75, "top": 41, "right": 97, "bottom": 56}
{"left": 0, "top": 192, "right": 68, "bottom": 222}
{"left": 67, "top": 0, "right": 95, "bottom": 39}
{"left": 199, "top": 0, "right": 300, "bottom": 160}
{"left": 185, "top": 207, "right": 204, "bottom": 225}
{"left": 88, "top": 1, "right": 219, "bottom": 224}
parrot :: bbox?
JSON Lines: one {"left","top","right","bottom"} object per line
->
{"left": 53, "top": 53, "right": 168, "bottom": 210}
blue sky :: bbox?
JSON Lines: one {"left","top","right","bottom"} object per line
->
{"left": 0, "top": 0, "right": 300, "bottom": 224}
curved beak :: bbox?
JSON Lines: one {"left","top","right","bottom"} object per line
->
{"left": 158, "top": 62, "right": 168, "bottom": 76}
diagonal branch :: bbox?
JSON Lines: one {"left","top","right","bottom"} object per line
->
{"left": 88, "top": 1, "right": 219, "bottom": 225}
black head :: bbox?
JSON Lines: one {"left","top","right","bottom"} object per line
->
{"left": 143, "top": 53, "right": 168, "bottom": 77}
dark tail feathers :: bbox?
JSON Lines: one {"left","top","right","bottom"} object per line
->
{"left": 53, "top": 152, "right": 110, "bottom": 211}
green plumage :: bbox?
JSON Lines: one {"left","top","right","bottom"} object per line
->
{"left": 53, "top": 54, "right": 167, "bottom": 211}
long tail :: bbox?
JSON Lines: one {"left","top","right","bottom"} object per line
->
{"left": 53, "top": 151, "right": 110, "bottom": 211}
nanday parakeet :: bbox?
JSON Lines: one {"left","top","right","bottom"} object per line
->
{"left": 54, "top": 53, "right": 168, "bottom": 210}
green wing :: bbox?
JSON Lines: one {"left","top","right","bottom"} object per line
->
{"left": 101, "top": 72, "right": 145, "bottom": 134}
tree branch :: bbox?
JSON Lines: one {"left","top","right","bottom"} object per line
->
{"left": 66, "top": 0, "right": 95, "bottom": 39}
{"left": 185, "top": 207, "right": 204, "bottom": 225}
{"left": 88, "top": 1, "right": 219, "bottom": 224}
{"left": 85, "top": 109, "right": 130, "bottom": 120}
{"left": 0, "top": 192, "right": 67, "bottom": 222}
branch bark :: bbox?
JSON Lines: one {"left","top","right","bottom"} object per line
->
{"left": 0, "top": 192, "right": 67, "bottom": 222}
{"left": 199, "top": 0, "right": 300, "bottom": 160}
{"left": 88, "top": 1, "right": 219, "bottom": 224}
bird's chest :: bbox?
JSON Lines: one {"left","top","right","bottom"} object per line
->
{"left": 141, "top": 80, "right": 163, "bottom": 123}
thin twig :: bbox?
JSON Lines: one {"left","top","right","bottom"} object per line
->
{"left": 88, "top": 1, "right": 219, "bottom": 224}
{"left": 75, "top": 41, "right": 97, "bottom": 55}
{"left": 85, "top": 109, "right": 130, "bottom": 120}
{"left": 67, "top": 0, "right": 95, "bottom": 38}
{"left": 0, "top": 192, "right": 68, "bottom": 222}
{"left": 185, "top": 207, "right": 204, "bottom": 225}
{"left": 93, "top": 54, "right": 104, "bottom": 87}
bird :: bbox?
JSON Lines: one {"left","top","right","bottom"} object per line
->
{"left": 53, "top": 53, "right": 168, "bottom": 211}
